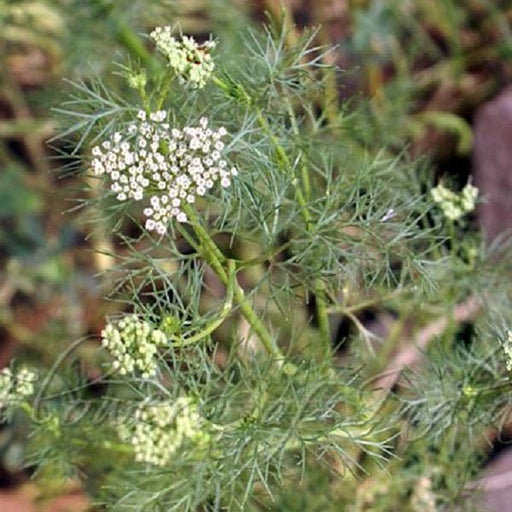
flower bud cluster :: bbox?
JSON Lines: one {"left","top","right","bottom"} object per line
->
{"left": 90, "top": 111, "right": 238, "bottom": 235}
{"left": 504, "top": 330, "right": 512, "bottom": 372}
{"left": 101, "top": 315, "right": 167, "bottom": 378}
{"left": 431, "top": 181, "right": 478, "bottom": 221}
{"left": 0, "top": 367, "right": 37, "bottom": 409}
{"left": 150, "top": 27, "right": 216, "bottom": 88}
{"left": 117, "top": 397, "right": 210, "bottom": 466}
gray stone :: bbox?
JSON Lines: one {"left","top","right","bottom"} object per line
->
{"left": 479, "top": 448, "right": 512, "bottom": 512}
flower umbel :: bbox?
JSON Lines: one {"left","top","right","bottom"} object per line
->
{"left": 90, "top": 111, "right": 238, "bottom": 234}
{"left": 117, "top": 397, "right": 210, "bottom": 466}
{"left": 0, "top": 367, "right": 37, "bottom": 410}
{"left": 431, "top": 181, "right": 478, "bottom": 221}
{"left": 101, "top": 315, "right": 167, "bottom": 378}
{"left": 150, "top": 27, "right": 216, "bottom": 88}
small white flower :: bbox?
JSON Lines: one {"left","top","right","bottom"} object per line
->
{"left": 116, "top": 397, "right": 210, "bottom": 466}
{"left": 0, "top": 367, "right": 37, "bottom": 410}
{"left": 155, "top": 222, "right": 167, "bottom": 235}
{"left": 101, "top": 316, "right": 167, "bottom": 377}
{"left": 90, "top": 111, "right": 237, "bottom": 235}
{"left": 431, "top": 181, "right": 478, "bottom": 221}
{"left": 149, "top": 27, "right": 216, "bottom": 89}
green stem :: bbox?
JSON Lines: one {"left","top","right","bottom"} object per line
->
{"left": 102, "top": 440, "right": 134, "bottom": 454}
{"left": 255, "top": 109, "right": 289, "bottom": 167}
{"left": 173, "top": 260, "right": 235, "bottom": 347}
{"left": 90, "top": 0, "right": 154, "bottom": 68}
{"left": 213, "top": 75, "right": 330, "bottom": 357}
{"left": 155, "top": 76, "right": 174, "bottom": 111}
{"left": 182, "top": 205, "right": 285, "bottom": 361}
{"left": 448, "top": 219, "right": 456, "bottom": 257}
{"left": 116, "top": 24, "right": 152, "bottom": 66}
{"left": 464, "top": 379, "right": 512, "bottom": 398}
{"left": 281, "top": 102, "right": 330, "bottom": 356}
{"left": 284, "top": 98, "right": 312, "bottom": 203}
{"left": 329, "top": 289, "right": 406, "bottom": 314}
{"left": 256, "top": 107, "right": 329, "bottom": 356}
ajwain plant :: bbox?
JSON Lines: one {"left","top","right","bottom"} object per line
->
{"left": 5, "top": 20, "right": 512, "bottom": 512}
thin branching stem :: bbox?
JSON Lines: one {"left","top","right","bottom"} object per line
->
{"left": 183, "top": 204, "right": 285, "bottom": 361}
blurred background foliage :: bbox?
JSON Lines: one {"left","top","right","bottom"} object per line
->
{"left": 0, "top": 0, "right": 511, "bottom": 510}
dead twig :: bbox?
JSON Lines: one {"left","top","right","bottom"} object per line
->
{"left": 373, "top": 295, "right": 481, "bottom": 391}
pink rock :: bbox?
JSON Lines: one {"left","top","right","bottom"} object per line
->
{"left": 473, "top": 86, "right": 512, "bottom": 242}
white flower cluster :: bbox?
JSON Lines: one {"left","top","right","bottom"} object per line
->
{"left": 504, "top": 330, "right": 512, "bottom": 372}
{"left": 101, "top": 315, "right": 167, "bottom": 378}
{"left": 117, "top": 397, "right": 210, "bottom": 466}
{"left": 91, "top": 111, "right": 238, "bottom": 234}
{"left": 150, "top": 26, "right": 216, "bottom": 88}
{"left": 0, "top": 367, "right": 37, "bottom": 409}
{"left": 431, "top": 181, "right": 478, "bottom": 221}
